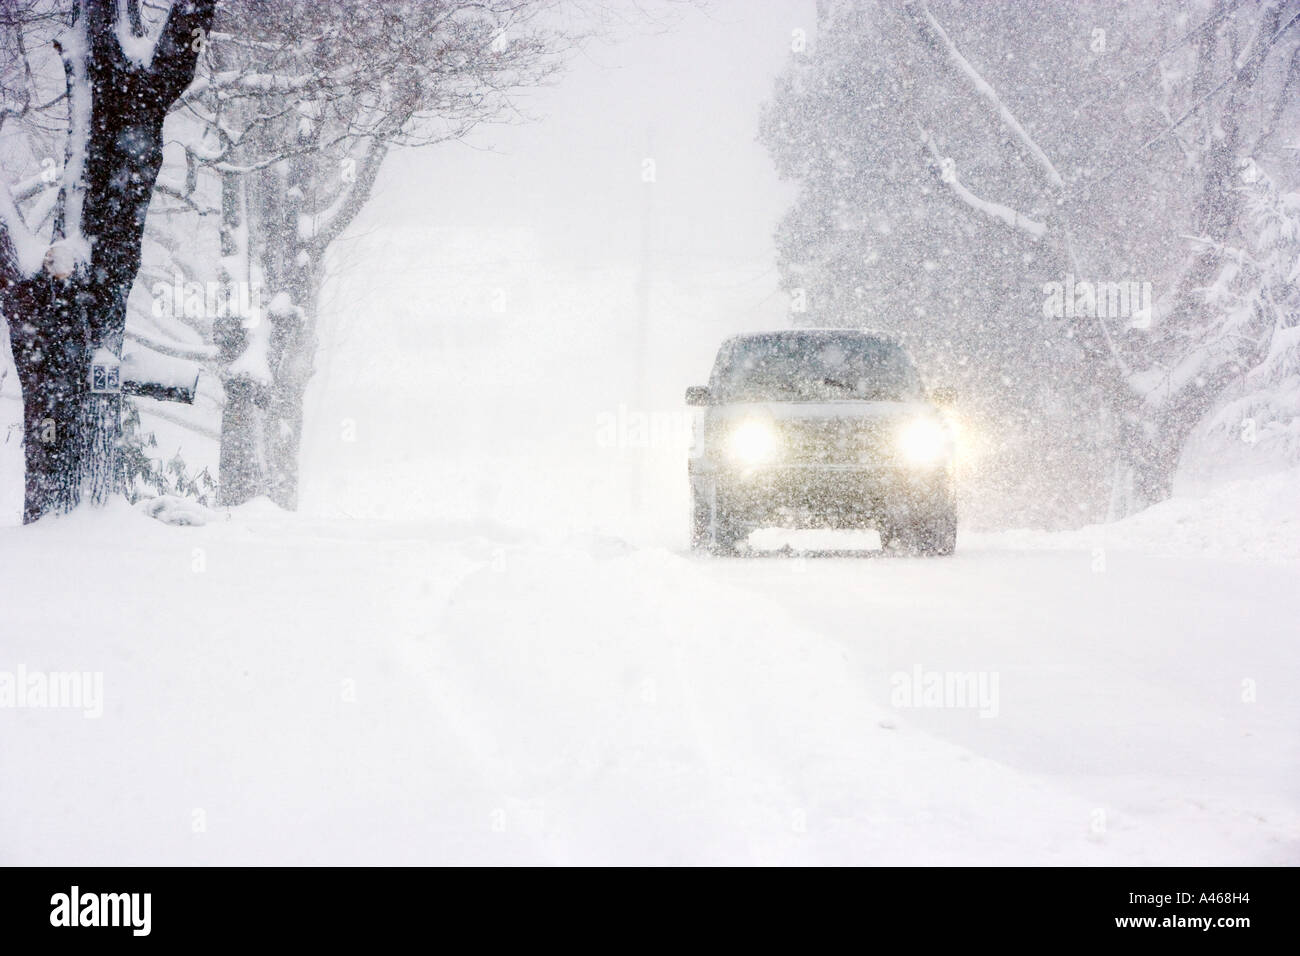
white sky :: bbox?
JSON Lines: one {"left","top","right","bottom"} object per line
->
{"left": 355, "top": 0, "right": 817, "bottom": 273}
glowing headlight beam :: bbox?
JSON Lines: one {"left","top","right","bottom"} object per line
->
{"left": 896, "top": 418, "right": 951, "bottom": 467}
{"left": 727, "top": 420, "right": 780, "bottom": 466}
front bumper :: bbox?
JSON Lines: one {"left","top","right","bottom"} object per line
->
{"left": 690, "top": 461, "right": 953, "bottom": 530}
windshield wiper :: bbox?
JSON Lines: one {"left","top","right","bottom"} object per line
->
{"left": 821, "top": 376, "right": 857, "bottom": 392}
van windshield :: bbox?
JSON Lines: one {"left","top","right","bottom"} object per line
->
{"left": 709, "top": 333, "right": 923, "bottom": 403}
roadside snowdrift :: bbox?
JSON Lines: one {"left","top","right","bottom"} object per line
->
{"left": 970, "top": 468, "right": 1300, "bottom": 566}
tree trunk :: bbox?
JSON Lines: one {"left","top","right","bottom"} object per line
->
{"left": 7, "top": 280, "right": 123, "bottom": 522}
{"left": 265, "top": 338, "right": 313, "bottom": 511}
{"left": 0, "top": 0, "right": 215, "bottom": 523}
{"left": 217, "top": 305, "right": 314, "bottom": 510}
{"left": 216, "top": 156, "right": 317, "bottom": 509}
{"left": 216, "top": 378, "right": 268, "bottom": 505}
{"left": 263, "top": 255, "right": 316, "bottom": 510}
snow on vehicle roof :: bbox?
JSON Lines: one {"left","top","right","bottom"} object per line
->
{"left": 722, "top": 328, "right": 902, "bottom": 346}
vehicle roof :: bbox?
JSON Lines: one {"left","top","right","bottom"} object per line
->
{"left": 719, "top": 328, "right": 902, "bottom": 347}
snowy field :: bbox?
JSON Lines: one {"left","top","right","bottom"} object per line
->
{"left": 2, "top": 228, "right": 1296, "bottom": 866}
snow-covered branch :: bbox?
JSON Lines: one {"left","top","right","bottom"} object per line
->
{"left": 1086, "top": 7, "right": 1300, "bottom": 195}
{"left": 51, "top": 12, "right": 91, "bottom": 254}
{"left": 299, "top": 141, "right": 389, "bottom": 253}
{"left": 904, "top": 0, "right": 1063, "bottom": 189}
{"left": 0, "top": 179, "right": 46, "bottom": 280}
{"left": 180, "top": 65, "right": 362, "bottom": 108}
{"left": 148, "top": 0, "right": 219, "bottom": 102}
{"left": 124, "top": 328, "right": 219, "bottom": 363}
{"left": 113, "top": 0, "right": 161, "bottom": 69}
{"left": 920, "top": 130, "right": 1045, "bottom": 241}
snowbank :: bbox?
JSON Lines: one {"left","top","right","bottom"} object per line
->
{"left": 969, "top": 467, "right": 1300, "bottom": 566}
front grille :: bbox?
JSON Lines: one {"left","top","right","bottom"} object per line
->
{"left": 777, "top": 418, "right": 892, "bottom": 464}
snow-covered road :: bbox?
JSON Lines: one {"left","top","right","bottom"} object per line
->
{"left": 701, "top": 544, "right": 1299, "bottom": 864}
{"left": 3, "top": 494, "right": 1296, "bottom": 865}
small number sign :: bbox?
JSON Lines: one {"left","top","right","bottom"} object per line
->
{"left": 89, "top": 350, "right": 121, "bottom": 394}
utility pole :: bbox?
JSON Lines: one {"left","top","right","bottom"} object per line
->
{"left": 631, "top": 127, "right": 655, "bottom": 515}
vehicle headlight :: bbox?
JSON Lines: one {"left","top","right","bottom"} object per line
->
{"left": 896, "top": 418, "right": 950, "bottom": 467}
{"left": 727, "top": 419, "right": 780, "bottom": 466}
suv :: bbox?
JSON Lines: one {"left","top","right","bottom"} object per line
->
{"left": 686, "top": 329, "right": 957, "bottom": 555}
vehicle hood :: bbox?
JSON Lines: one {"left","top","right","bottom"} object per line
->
{"left": 705, "top": 400, "right": 936, "bottom": 424}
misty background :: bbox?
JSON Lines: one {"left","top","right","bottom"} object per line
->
{"left": 3, "top": 0, "right": 1296, "bottom": 537}
{"left": 299, "top": 1, "right": 814, "bottom": 543}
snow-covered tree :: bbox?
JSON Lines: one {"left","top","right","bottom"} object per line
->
{"left": 0, "top": 0, "right": 214, "bottom": 522}
{"left": 1178, "top": 167, "right": 1300, "bottom": 480}
{"left": 154, "top": 0, "right": 584, "bottom": 508}
{"left": 761, "top": 0, "right": 1300, "bottom": 521}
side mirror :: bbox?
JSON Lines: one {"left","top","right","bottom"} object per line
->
{"left": 930, "top": 386, "right": 957, "bottom": 407}
{"left": 685, "top": 385, "right": 711, "bottom": 406}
